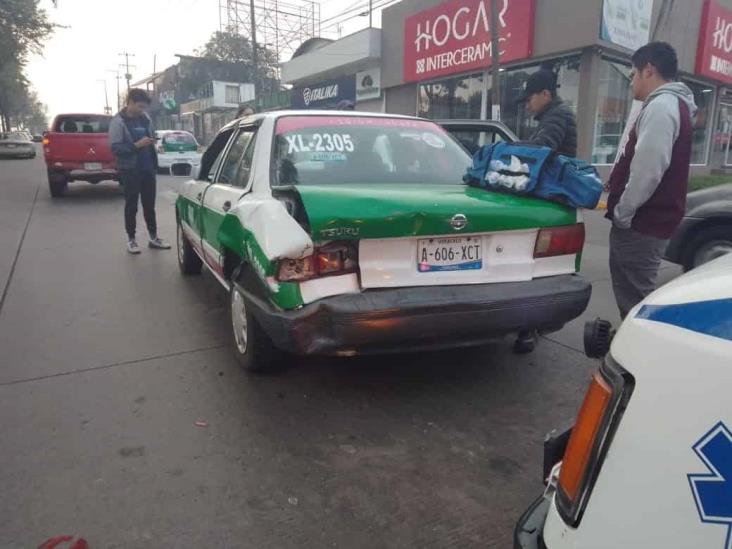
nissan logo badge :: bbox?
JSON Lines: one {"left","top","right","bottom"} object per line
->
{"left": 450, "top": 214, "right": 467, "bottom": 230}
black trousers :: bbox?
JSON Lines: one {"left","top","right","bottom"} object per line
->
{"left": 120, "top": 169, "right": 157, "bottom": 240}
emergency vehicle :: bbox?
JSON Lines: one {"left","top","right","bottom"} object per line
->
{"left": 515, "top": 252, "right": 732, "bottom": 549}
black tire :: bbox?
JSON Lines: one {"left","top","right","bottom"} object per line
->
{"left": 176, "top": 221, "right": 203, "bottom": 275}
{"left": 230, "top": 283, "right": 284, "bottom": 373}
{"left": 682, "top": 224, "right": 732, "bottom": 272}
{"left": 47, "top": 171, "right": 67, "bottom": 197}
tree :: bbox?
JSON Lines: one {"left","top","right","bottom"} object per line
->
{"left": 0, "top": 0, "right": 54, "bottom": 131}
{"left": 196, "top": 29, "right": 280, "bottom": 94}
{"left": 15, "top": 90, "right": 49, "bottom": 133}
{"left": 0, "top": 0, "right": 54, "bottom": 65}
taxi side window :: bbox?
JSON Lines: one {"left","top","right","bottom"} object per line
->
{"left": 216, "top": 130, "right": 254, "bottom": 185}
{"left": 452, "top": 129, "right": 504, "bottom": 155}
{"left": 233, "top": 130, "right": 258, "bottom": 189}
{"left": 198, "top": 129, "right": 234, "bottom": 182}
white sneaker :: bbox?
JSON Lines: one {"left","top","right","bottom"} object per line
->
{"left": 127, "top": 239, "right": 141, "bottom": 254}
{"left": 149, "top": 237, "right": 171, "bottom": 250}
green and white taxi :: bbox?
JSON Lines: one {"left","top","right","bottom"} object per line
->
{"left": 155, "top": 130, "right": 202, "bottom": 174}
{"left": 175, "top": 111, "right": 592, "bottom": 371}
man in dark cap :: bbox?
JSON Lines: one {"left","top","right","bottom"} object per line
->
{"left": 513, "top": 68, "right": 578, "bottom": 353}
{"left": 518, "top": 68, "right": 577, "bottom": 157}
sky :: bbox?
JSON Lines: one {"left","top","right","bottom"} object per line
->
{"left": 26, "top": 0, "right": 388, "bottom": 120}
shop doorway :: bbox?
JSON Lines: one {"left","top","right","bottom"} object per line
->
{"left": 712, "top": 102, "right": 732, "bottom": 167}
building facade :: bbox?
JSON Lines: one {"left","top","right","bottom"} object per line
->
{"left": 283, "top": 0, "right": 732, "bottom": 175}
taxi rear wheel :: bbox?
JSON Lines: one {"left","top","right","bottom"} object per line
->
{"left": 230, "top": 284, "right": 283, "bottom": 373}
{"left": 177, "top": 221, "right": 203, "bottom": 275}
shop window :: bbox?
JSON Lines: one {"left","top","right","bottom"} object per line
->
{"left": 498, "top": 58, "right": 581, "bottom": 143}
{"left": 417, "top": 58, "right": 580, "bottom": 146}
{"left": 592, "top": 59, "right": 633, "bottom": 165}
{"left": 683, "top": 80, "right": 714, "bottom": 165}
{"left": 418, "top": 73, "right": 485, "bottom": 119}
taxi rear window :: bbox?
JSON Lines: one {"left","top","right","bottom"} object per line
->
{"left": 272, "top": 115, "right": 470, "bottom": 186}
{"left": 162, "top": 132, "right": 197, "bottom": 145}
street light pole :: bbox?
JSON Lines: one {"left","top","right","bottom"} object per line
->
{"left": 249, "top": 0, "right": 258, "bottom": 97}
{"left": 107, "top": 69, "right": 121, "bottom": 111}
{"left": 97, "top": 79, "right": 110, "bottom": 114}
{"left": 490, "top": 0, "right": 501, "bottom": 121}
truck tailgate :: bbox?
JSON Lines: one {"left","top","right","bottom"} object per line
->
{"left": 45, "top": 133, "right": 114, "bottom": 164}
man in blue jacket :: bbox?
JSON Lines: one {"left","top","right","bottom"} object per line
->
{"left": 109, "top": 88, "right": 171, "bottom": 254}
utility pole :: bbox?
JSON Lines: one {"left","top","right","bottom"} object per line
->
{"left": 369, "top": 0, "right": 373, "bottom": 28}
{"left": 249, "top": 0, "right": 258, "bottom": 97}
{"left": 490, "top": 0, "right": 501, "bottom": 121}
{"left": 119, "top": 52, "right": 136, "bottom": 91}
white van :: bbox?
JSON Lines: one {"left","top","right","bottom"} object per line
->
{"left": 515, "top": 253, "right": 732, "bottom": 549}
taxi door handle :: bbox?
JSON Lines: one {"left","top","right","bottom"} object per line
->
{"left": 222, "top": 200, "right": 231, "bottom": 212}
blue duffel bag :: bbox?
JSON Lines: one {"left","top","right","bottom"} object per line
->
{"left": 464, "top": 142, "right": 603, "bottom": 210}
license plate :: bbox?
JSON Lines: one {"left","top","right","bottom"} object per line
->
{"left": 417, "top": 237, "right": 482, "bottom": 272}
{"left": 84, "top": 162, "right": 102, "bottom": 170}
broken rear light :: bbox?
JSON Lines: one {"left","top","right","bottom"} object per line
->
{"left": 534, "top": 223, "right": 585, "bottom": 258}
{"left": 277, "top": 242, "right": 358, "bottom": 282}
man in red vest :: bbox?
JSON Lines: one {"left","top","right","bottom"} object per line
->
{"left": 606, "top": 42, "right": 697, "bottom": 318}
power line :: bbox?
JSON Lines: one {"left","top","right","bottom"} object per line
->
{"left": 320, "top": 0, "right": 399, "bottom": 33}
{"left": 319, "top": 0, "right": 369, "bottom": 25}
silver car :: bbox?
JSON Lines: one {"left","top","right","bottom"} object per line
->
{"left": 0, "top": 131, "right": 36, "bottom": 159}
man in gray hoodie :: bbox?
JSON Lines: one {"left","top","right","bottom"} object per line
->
{"left": 606, "top": 42, "right": 697, "bottom": 318}
{"left": 109, "top": 88, "right": 171, "bottom": 254}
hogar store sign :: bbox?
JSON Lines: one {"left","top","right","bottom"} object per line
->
{"left": 403, "top": 0, "right": 535, "bottom": 83}
{"left": 697, "top": 0, "right": 732, "bottom": 85}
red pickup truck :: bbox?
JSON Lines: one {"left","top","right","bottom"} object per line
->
{"left": 43, "top": 113, "right": 117, "bottom": 197}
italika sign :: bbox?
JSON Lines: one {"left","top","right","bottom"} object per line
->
{"left": 403, "top": 0, "right": 535, "bottom": 83}
{"left": 292, "top": 76, "right": 356, "bottom": 109}
{"left": 696, "top": 0, "right": 732, "bottom": 85}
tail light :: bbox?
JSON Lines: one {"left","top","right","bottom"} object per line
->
{"left": 42, "top": 131, "right": 50, "bottom": 146}
{"left": 157, "top": 145, "right": 164, "bottom": 154}
{"left": 555, "top": 357, "right": 634, "bottom": 526}
{"left": 197, "top": 145, "right": 204, "bottom": 153}
{"left": 534, "top": 223, "right": 585, "bottom": 258}
{"left": 277, "top": 242, "right": 358, "bottom": 282}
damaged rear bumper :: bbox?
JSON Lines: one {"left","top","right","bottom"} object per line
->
{"left": 245, "top": 274, "right": 591, "bottom": 356}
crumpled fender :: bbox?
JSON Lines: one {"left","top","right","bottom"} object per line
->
{"left": 229, "top": 194, "right": 313, "bottom": 260}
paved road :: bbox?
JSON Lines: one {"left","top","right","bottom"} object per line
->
{"left": 0, "top": 153, "right": 681, "bottom": 548}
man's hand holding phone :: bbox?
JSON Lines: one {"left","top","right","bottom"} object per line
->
{"left": 134, "top": 136, "right": 155, "bottom": 148}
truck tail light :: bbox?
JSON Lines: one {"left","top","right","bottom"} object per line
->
{"left": 555, "top": 357, "right": 634, "bottom": 526}
{"left": 277, "top": 242, "right": 358, "bottom": 282}
{"left": 42, "top": 131, "right": 50, "bottom": 146}
{"left": 534, "top": 224, "right": 585, "bottom": 258}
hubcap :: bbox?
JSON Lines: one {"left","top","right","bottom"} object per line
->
{"left": 694, "top": 240, "right": 732, "bottom": 268}
{"left": 177, "top": 223, "right": 185, "bottom": 265}
{"left": 231, "top": 288, "right": 248, "bottom": 355}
